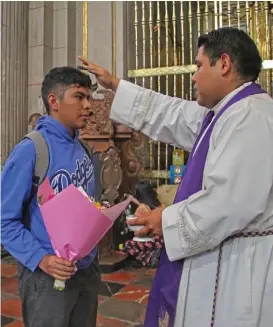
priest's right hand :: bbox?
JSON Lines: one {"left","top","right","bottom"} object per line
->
{"left": 78, "top": 56, "right": 120, "bottom": 91}
{"left": 38, "top": 254, "right": 76, "bottom": 280}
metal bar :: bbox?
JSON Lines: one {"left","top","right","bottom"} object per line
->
{"left": 156, "top": 1, "right": 161, "bottom": 91}
{"left": 237, "top": 1, "right": 241, "bottom": 29}
{"left": 254, "top": 1, "right": 260, "bottom": 84}
{"left": 197, "top": 1, "right": 201, "bottom": 35}
{"left": 134, "top": 0, "right": 138, "bottom": 89}
{"left": 149, "top": 1, "right": 153, "bottom": 170}
{"left": 264, "top": 1, "right": 270, "bottom": 93}
{"left": 128, "top": 60, "right": 273, "bottom": 78}
{"left": 134, "top": 1, "right": 138, "bottom": 71}
{"left": 205, "top": 1, "right": 209, "bottom": 33}
{"left": 140, "top": 169, "right": 169, "bottom": 180}
{"left": 219, "top": 1, "right": 223, "bottom": 28}
{"left": 165, "top": 1, "right": 169, "bottom": 183}
{"left": 214, "top": 1, "right": 218, "bottom": 29}
{"left": 142, "top": 0, "right": 146, "bottom": 85}
{"left": 157, "top": 1, "right": 161, "bottom": 186}
{"left": 165, "top": 1, "right": 169, "bottom": 96}
{"left": 180, "top": 1, "right": 185, "bottom": 97}
{"left": 227, "top": 1, "right": 231, "bottom": 27}
{"left": 245, "top": 1, "right": 250, "bottom": 34}
{"left": 189, "top": 2, "right": 193, "bottom": 100}
{"left": 172, "top": 1, "right": 177, "bottom": 96}
{"left": 255, "top": 2, "right": 259, "bottom": 50}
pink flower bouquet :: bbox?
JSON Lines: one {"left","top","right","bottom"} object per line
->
{"left": 37, "top": 178, "right": 132, "bottom": 290}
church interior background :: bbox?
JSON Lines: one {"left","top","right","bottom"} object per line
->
{"left": 1, "top": 1, "right": 273, "bottom": 326}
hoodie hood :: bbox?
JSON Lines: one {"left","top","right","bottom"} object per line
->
{"left": 35, "top": 115, "right": 78, "bottom": 142}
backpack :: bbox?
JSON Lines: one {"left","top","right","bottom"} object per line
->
{"left": 22, "top": 131, "right": 102, "bottom": 230}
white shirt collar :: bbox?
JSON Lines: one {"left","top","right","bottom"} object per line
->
{"left": 212, "top": 82, "right": 252, "bottom": 115}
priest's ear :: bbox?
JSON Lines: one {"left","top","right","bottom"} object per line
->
{"left": 219, "top": 53, "right": 232, "bottom": 76}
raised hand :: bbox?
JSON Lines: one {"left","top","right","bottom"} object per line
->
{"left": 78, "top": 56, "right": 120, "bottom": 91}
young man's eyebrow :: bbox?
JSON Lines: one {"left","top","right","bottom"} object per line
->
{"left": 73, "top": 91, "right": 90, "bottom": 98}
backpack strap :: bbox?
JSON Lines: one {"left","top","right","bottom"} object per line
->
{"left": 78, "top": 139, "right": 103, "bottom": 201}
{"left": 22, "top": 131, "right": 49, "bottom": 229}
{"left": 78, "top": 138, "right": 92, "bottom": 157}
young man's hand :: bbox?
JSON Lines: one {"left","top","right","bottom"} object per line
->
{"left": 78, "top": 56, "right": 120, "bottom": 91}
{"left": 39, "top": 255, "right": 76, "bottom": 280}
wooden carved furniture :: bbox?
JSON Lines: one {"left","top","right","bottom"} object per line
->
{"left": 79, "top": 88, "right": 143, "bottom": 270}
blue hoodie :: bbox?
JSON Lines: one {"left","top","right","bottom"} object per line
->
{"left": 1, "top": 116, "right": 97, "bottom": 272}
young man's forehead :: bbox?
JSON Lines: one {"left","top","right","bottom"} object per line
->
{"left": 66, "top": 85, "right": 90, "bottom": 95}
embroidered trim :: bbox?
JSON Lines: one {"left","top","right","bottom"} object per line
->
{"left": 134, "top": 90, "right": 152, "bottom": 130}
{"left": 178, "top": 208, "right": 215, "bottom": 255}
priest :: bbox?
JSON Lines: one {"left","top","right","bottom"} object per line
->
{"left": 79, "top": 27, "right": 273, "bottom": 327}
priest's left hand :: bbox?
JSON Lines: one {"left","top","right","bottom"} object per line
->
{"left": 128, "top": 205, "right": 165, "bottom": 237}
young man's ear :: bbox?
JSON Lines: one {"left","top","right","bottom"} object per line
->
{"left": 47, "top": 93, "right": 59, "bottom": 113}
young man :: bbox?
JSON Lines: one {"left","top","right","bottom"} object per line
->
{"left": 79, "top": 27, "right": 273, "bottom": 327}
{"left": 1, "top": 67, "right": 100, "bottom": 327}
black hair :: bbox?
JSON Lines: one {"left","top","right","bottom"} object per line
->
{"left": 198, "top": 27, "right": 262, "bottom": 81}
{"left": 41, "top": 66, "right": 91, "bottom": 114}
{"left": 135, "top": 180, "right": 161, "bottom": 210}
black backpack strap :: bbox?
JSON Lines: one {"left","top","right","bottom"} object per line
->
{"left": 78, "top": 139, "right": 103, "bottom": 201}
{"left": 22, "top": 131, "right": 49, "bottom": 230}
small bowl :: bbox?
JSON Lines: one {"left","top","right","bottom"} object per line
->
{"left": 126, "top": 215, "right": 144, "bottom": 232}
{"left": 126, "top": 215, "right": 153, "bottom": 242}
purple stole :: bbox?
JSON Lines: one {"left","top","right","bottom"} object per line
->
{"left": 144, "top": 83, "right": 266, "bottom": 327}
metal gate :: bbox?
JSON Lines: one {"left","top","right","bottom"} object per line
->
{"left": 126, "top": 1, "right": 273, "bottom": 184}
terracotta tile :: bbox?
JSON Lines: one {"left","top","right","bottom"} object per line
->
{"left": 1, "top": 264, "right": 17, "bottom": 278}
{"left": 1, "top": 293, "right": 17, "bottom": 302}
{"left": 99, "top": 281, "right": 124, "bottom": 297}
{"left": 123, "top": 266, "right": 147, "bottom": 276}
{"left": 96, "top": 314, "right": 127, "bottom": 327}
{"left": 139, "top": 310, "right": 146, "bottom": 324}
{"left": 145, "top": 268, "right": 157, "bottom": 277}
{"left": 2, "top": 277, "right": 19, "bottom": 295}
{"left": 98, "top": 295, "right": 107, "bottom": 304}
{"left": 6, "top": 320, "right": 24, "bottom": 327}
{"left": 113, "top": 284, "right": 150, "bottom": 304}
{"left": 133, "top": 275, "right": 154, "bottom": 288}
{"left": 102, "top": 271, "right": 138, "bottom": 284}
{"left": 99, "top": 298, "right": 146, "bottom": 324}
{"left": 1, "top": 316, "right": 14, "bottom": 325}
{"left": 1, "top": 298, "right": 22, "bottom": 319}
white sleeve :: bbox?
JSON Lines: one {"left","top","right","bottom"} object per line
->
{"left": 110, "top": 80, "right": 207, "bottom": 151}
{"left": 162, "top": 102, "right": 273, "bottom": 261}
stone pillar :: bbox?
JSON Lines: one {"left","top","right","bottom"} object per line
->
{"left": 27, "top": 1, "right": 77, "bottom": 119}
{"left": 28, "top": 1, "right": 53, "bottom": 118}
{"left": 1, "top": 1, "right": 29, "bottom": 165}
{"left": 53, "top": 1, "right": 76, "bottom": 67}
{"left": 86, "top": 1, "right": 126, "bottom": 79}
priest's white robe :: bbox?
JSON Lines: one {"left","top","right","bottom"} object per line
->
{"left": 110, "top": 80, "right": 273, "bottom": 327}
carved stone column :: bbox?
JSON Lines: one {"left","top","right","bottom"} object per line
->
{"left": 115, "top": 130, "right": 143, "bottom": 197}
{"left": 80, "top": 88, "right": 142, "bottom": 271}
{"left": 1, "top": 1, "right": 29, "bottom": 165}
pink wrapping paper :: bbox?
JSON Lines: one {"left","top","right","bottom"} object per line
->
{"left": 39, "top": 182, "right": 132, "bottom": 261}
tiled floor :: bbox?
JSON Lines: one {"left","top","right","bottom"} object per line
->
{"left": 1, "top": 256, "right": 155, "bottom": 327}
